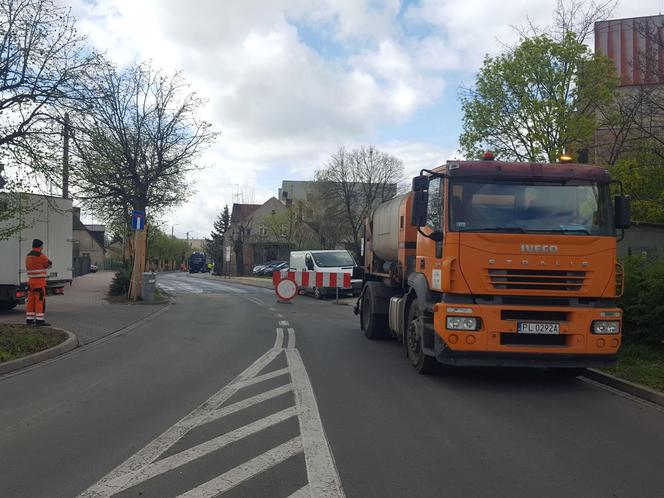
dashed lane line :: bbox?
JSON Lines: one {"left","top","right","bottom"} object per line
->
{"left": 287, "top": 328, "right": 296, "bottom": 349}
{"left": 176, "top": 437, "right": 304, "bottom": 498}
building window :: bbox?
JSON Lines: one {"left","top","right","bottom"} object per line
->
{"left": 259, "top": 225, "right": 267, "bottom": 236}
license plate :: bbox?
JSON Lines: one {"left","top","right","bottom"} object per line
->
{"left": 518, "top": 322, "right": 560, "bottom": 334}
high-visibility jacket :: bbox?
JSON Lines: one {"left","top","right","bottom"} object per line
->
{"left": 26, "top": 249, "right": 52, "bottom": 286}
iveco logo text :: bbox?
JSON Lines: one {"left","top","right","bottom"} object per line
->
{"left": 520, "top": 244, "right": 558, "bottom": 253}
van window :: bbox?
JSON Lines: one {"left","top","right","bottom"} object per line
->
{"left": 312, "top": 251, "right": 355, "bottom": 267}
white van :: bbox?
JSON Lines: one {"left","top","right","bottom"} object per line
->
{"left": 289, "top": 250, "right": 362, "bottom": 299}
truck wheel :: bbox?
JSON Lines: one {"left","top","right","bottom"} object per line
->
{"left": 360, "top": 285, "right": 387, "bottom": 340}
{"left": 406, "top": 302, "right": 438, "bottom": 374}
{"left": 313, "top": 287, "right": 323, "bottom": 300}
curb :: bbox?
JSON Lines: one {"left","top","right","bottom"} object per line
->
{"left": 0, "top": 328, "right": 79, "bottom": 376}
{"left": 583, "top": 369, "right": 664, "bottom": 407}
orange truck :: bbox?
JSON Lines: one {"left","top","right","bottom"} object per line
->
{"left": 355, "top": 156, "right": 631, "bottom": 374}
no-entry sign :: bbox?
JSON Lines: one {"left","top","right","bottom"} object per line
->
{"left": 275, "top": 278, "right": 298, "bottom": 301}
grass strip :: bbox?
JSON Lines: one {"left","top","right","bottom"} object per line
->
{"left": 604, "top": 342, "right": 664, "bottom": 392}
{"left": 0, "top": 324, "right": 68, "bottom": 363}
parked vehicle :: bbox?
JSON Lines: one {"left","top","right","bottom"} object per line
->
{"left": 0, "top": 193, "right": 73, "bottom": 310}
{"left": 188, "top": 252, "right": 207, "bottom": 273}
{"left": 356, "top": 156, "right": 631, "bottom": 375}
{"left": 290, "top": 250, "right": 362, "bottom": 299}
{"left": 257, "top": 261, "right": 287, "bottom": 276}
{"left": 252, "top": 264, "right": 267, "bottom": 275}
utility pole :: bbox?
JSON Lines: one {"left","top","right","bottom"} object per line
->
{"left": 62, "top": 112, "right": 70, "bottom": 199}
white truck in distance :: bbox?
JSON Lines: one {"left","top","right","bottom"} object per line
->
{"left": 0, "top": 194, "right": 73, "bottom": 310}
{"left": 289, "top": 250, "right": 362, "bottom": 299}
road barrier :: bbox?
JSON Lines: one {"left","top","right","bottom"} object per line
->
{"left": 272, "top": 270, "right": 351, "bottom": 289}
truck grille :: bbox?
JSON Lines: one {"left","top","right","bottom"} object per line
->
{"left": 488, "top": 269, "right": 586, "bottom": 292}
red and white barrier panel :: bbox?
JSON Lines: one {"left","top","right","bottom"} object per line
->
{"left": 273, "top": 270, "right": 351, "bottom": 289}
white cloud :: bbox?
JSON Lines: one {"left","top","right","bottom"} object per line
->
{"left": 64, "top": 0, "right": 659, "bottom": 238}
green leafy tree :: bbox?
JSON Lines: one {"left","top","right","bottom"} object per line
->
{"left": 0, "top": 0, "right": 100, "bottom": 184}
{"left": 204, "top": 204, "right": 231, "bottom": 272}
{"left": 263, "top": 204, "right": 316, "bottom": 250}
{"left": 147, "top": 227, "right": 191, "bottom": 270}
{"left": 460, "top": 32, "right": 616, "bottom": 162}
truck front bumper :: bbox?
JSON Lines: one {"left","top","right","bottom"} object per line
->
{"left": 434, "top": 336, "right": 617, "bottom": 367}
{"left": 432, "top": 302, "right": 622, "bottom": 367}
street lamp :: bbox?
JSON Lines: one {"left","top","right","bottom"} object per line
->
{"left": 171, "top": 224, "right": 179, "bottom": 239}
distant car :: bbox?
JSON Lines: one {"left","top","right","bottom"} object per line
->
{"left": 89, "top": 264, "right": 98, "bottom": 273}
{"left": 252, "top": 264, "right": 267, "bottom": 275}
{"left": 258, "top": 261, "right": 287, "bottom": 276}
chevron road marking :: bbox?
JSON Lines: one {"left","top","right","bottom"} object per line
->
{"left": 79, "top": 313, "right": 344, "bottom": 498}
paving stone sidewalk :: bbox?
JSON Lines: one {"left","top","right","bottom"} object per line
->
{"left": 0, "top": 272, "right": 165, "bottom": 345}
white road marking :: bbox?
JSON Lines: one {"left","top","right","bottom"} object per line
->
{"left": 276, "top": 313, "right": 284, "bottom": 318}
{"left": 80, "top": 302, "right": 344, "bottom": 498}
{"left": 97, "top": 408, "right": 298, "bottom": 495}
{"left": 275, "top": 328, "right": 284, "bottom": 349}
{"left": 269, "top": 307, "right": 276, "bottom": 312}
{"left": 279, "top": 320, "right": 290, "bottom": 326}
{"left": 201, "top": 384, "right": 293, "bottom": 422}
{"left": 231, "top": 368, "right": 290, "bottom": 390}
{"left": 79, "top": 349, "right": 282, "bottom": 496}
{"left": 288, "top": 484, "right": 312, "bottom": 498}
{"left": 177, "top": 437, "right": 304, "bottom": 498}
{"left": 247, "top": 296, "right": 264, "bottom": 306}
{"left": 287, "top": 349, "right": 345, "bottom": 498}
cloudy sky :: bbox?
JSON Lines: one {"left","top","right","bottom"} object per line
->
{"left": 68, "top": 0, "right": 657, "bottom": 239}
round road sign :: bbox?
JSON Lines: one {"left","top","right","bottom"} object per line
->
{"left": 275, "top": 278, "right": 298, "bottom": 301}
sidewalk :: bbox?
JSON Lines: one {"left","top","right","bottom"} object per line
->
{"left": 0, "top": 272, "right": 166, "bottom": 345}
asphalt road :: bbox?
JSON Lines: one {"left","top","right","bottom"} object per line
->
{"left": 1, "top": 272, "right": 663, "bottom": 498}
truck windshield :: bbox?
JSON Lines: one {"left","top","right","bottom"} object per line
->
{"left": 449, "top": 181, "right": 614, "bottom": 236}
{"left": 312, "top": 251, "right": 355, "bottom": 267}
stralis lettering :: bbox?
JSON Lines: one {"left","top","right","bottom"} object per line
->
{"left": 520, "top": 244, "right": 558, "bottom": 253}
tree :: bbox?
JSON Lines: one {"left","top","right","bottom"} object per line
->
{"left": 0, "top": 0, "right": 98, "bottom": 182}
{"left": 460, "top": 33, "right": 616, "bottom": 162}
{"left": 315, "top": 146, "right": 402, "bottom": 257}
{"left": 72, "top": 62, "right": 215, "bottom": 217}
{"left": 204, "top": 204, "right": 230, "bottom": 273}
{"left": 71, "top": 61, "right": 216, "bottom": 297}
{"left": 147, "top": 227, "right": 191, "bottom": 270}
{"left": 263, "top": 204, "right": 316, "bottom": 250}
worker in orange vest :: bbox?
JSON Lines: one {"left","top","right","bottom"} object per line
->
{"left": 26, "top": 239, "right": 52, "bottom": 326}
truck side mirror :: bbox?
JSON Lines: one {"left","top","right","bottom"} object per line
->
{"left": 412, "top": 175, "right": 429, "bottom": 192}
{"left": 410, "top": 175, "right": 429, "bottom": 227}
{"left": 615, "top": 195, "right": 631, "bottom": 229}
{"left": 411, "top": 190, "right": 429, "bottom": 227}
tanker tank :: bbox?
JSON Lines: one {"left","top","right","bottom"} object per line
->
{"left": 371, "top": 193, "right": 408, "bottom": 263}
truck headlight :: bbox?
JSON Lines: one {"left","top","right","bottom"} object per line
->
{"left": 447, "top": 316, "right": 478, "bottom": 331}
{"left": 592, "top": 320, "right": 621, "bottom": 334}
